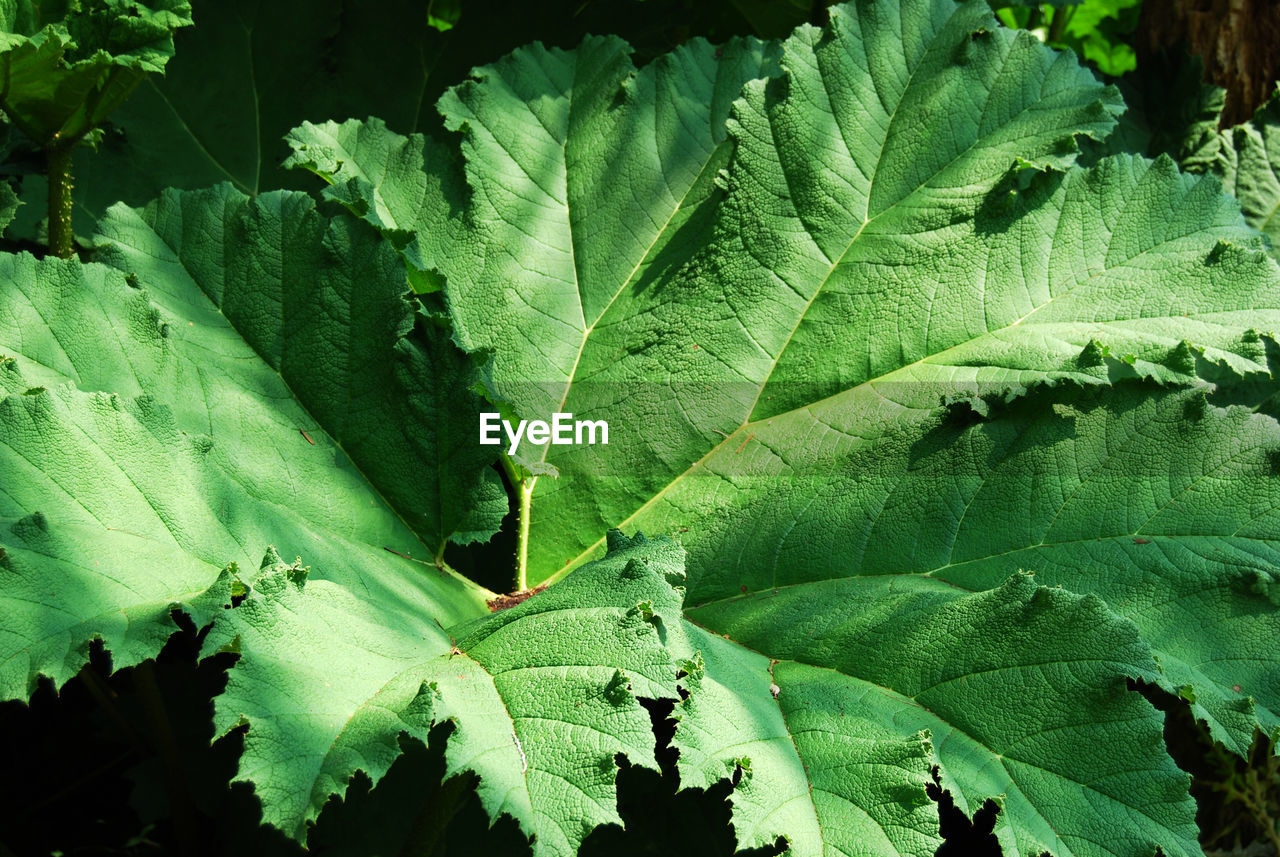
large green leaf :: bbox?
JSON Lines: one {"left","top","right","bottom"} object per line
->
{"left": 0, "top": 0, "right": 192, "bottom": 145}
{"left": 284, "top": 2, "right": 1280, "bottom": 853}
{"left": 293, "top": 3, "right": 1280, "bottom": 586}
{"left": 303, "top": 0, "right": 1124, "bottom": 458}
{"left": 204, "top": 529, "right": 686, "bottom": 850}
{"left": 9, "top": 1, "right": 1280, "bottom": 854}
{"left": 0, "top": 183, "right": 699, "bottom": 855}
{"left": 0, "top": 186, "right": 498, "bottom": 694}
{"left": 672, "top": 379, "right": 1280, "bottom": 856}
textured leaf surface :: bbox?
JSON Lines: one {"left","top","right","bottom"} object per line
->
{"left": 1192, "top": 89, "right": 1280, "bottom": 259}
{"left": 0, "top": 180, "right": 692, "bottom": 852}
{"left": 289, "top": 1, "right": 1280, "bottom": 588}
{"left": 282, "top": 5, "right": 1280, "bottom": 850}
{"left": 92, "top": 184, "right": 506, "bottom": 553}
{"left": 895, "top": 382, "right": 1280, "bottom": 757}
{"left": 284, "top": 31, "right": 781, "bottom": 424}
{"left": 0, "top": 190, "right": 495, "bottom": 696}
{"left": 683, "top": 571, "right": 1200, "bottom": 857}
{"left": 670, "top": 379, "right": 1280, "bottom": 854}
{"left": 205, "top": 530, "right": 686, "bottom": 851}
{"left": 537, "top": 150, "right": 1280, "bottom": 583}
{"left": 9, "top": 1, "right": 1280, "bottom": 854}
{"left": 0, "top": 358, "right": 235, "bottom": 696}
{"left": 673, "top": 621, "right": 943, "bottom": 857}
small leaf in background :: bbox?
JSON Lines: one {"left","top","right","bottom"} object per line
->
{"left": 994, "top": 0, "right": 1141, "bottom": 76}
{"left": 428, "top": 0, "right": 463, "bottom": 31}
{"left": 1191, "top": 87, "right": 1280, "bottom": 260}
{"left": 0, "top": 0, "right": 193, "bottom": 147}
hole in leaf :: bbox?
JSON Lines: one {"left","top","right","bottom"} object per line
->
{"left": 926, "top": 767, "right": 1002, "bottom": 856}
{"left": 1135, "top": 678, "right": 1280, "bottom": 854}
{"left": 579, "top": 698, "right": 786, "bottom": 856}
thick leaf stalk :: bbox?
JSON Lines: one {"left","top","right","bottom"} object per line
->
{"left": 515, "top": 477, "right": 534, "bottom": 592}
{"left": 502, "top": 452, "right": 536, "bottom": 592}
{"left": 46, "top": 142, "right": 75, "bottom": 259}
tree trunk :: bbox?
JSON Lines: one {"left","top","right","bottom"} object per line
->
{"left": 1137, "top": 0, "right": 1280, "bottom": 126}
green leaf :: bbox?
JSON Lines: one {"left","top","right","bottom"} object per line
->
{"left": 57, "top": 0, "right": 762, "bottom": 235}
{"left": 0, "top": 0, "right": 193, "bottom": 145}
{"left": 666, "top": 380, "right": 1280, "bottom": 852}
{"left": 281, "top": 2, "right": 1280, "bottom": 851}
{"left": 682, "top": 570, "right": 1201, "bottom": 857}
{"left": 92, "top": 184, "right": 507, "bottom": 554}
{"left": 204, "top": 529, "right": 687, "bottom": 851}
{"left": 0, "top": 180, "right": 693, "bottom": 852}
{"left": 0, "top": 188, "right": 496, "bottom": 697}
{"left": 16, "top": 0, "right": 448, "bottom": 238}
{"left": 1060, "top": 0, "right": 1140, "bottom": 76}
{"left": 1191, "top": 88, "right": 1280, "bottom": 260}
{"left": 0, "top": 181, "right": 20, "bottom": 231}
{"left": 427, "top": 0, "right": 461, "bottom": 32}
{"left": 10, "top": 1, "right": 1280, "bottom": 853}
{"left": 0, "top": 364, "right": 237, "bottom": 696}
{"left": 673, "top": 622, "right": 944, "bottom": 857}
{"left": 282, "top": 115, "right": 455, "bottom": 252}
{"left": 524, "top": 147, "right": 1280, "bottom": 585}
{"left": 996, "top": 0, "right": 1083, "bottom": 8}
{"left": 288, "top": 0, "right": 1174, "bottom": 583}
{"left": 1085, "top": 52, "right": 1224, "bottom": 165}
{"left": 284, "top": 32, "right": 783, "bottom": 321}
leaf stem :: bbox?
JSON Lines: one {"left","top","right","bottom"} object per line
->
{"left": 515, "top": 477, "right": 534, "bottom": 592}
{"left": 1046, "top": 5, "right": 1075, "bottom": 45}
{"left": 47, "top": 141, "right": 76, "bottom": 259}
{"left": 500, "top": 452, "right": 535, "bottom": 592}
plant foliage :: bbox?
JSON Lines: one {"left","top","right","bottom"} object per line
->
{"left": 2, "top": 0, "right": 1280, "bottom": 855}
{"left": 1191, "top": 89, "right": 1280, "bottom": 260}
{"left": 0, "top": 0, "right": 192, "bottom": 147}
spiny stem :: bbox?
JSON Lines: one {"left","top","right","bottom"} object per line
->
{"left": 47, "top": 141, "right": 76, "bottom": 259}
{"left": 515, "top": 477, "right": 535, "bottom": 592}
{"left": 501, "top": 453, "right": 535, "bottom": 593}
